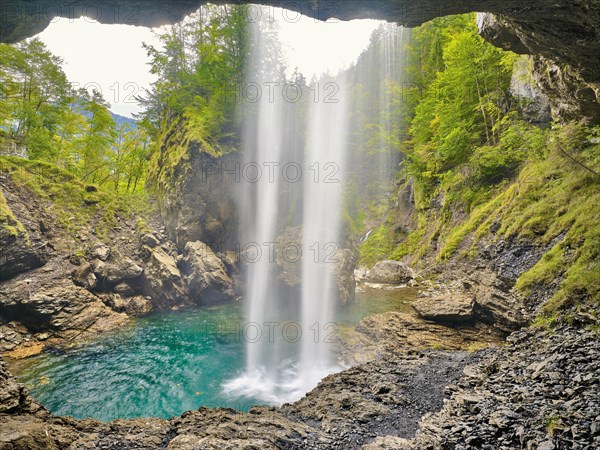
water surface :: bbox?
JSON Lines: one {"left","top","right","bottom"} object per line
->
{"left": 10, "top": 288, "right": 416, "bottom": 421}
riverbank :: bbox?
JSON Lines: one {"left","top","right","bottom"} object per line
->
{"left": 2, "top": 323, "right": 598, "bottom": 449}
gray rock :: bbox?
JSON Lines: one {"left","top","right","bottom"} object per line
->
{"left": 368, "top": 261, "right": 415, "bottom": 285}
{"left": 142, "top": 246, "right": 188, "bottom": 308}
{"left": 413, "top": 295, "right": 475, "bottom": 324}
{"left": 72, "top": 262, "right": 97, "bottom": 290}
{"left": 179, "top": 241, "right": 235, "bottom": 305}
{"left": 140, "top": 233, "right": 161, "bottom": 248}
{"left": 122, "top": 296, "right": 153, "bottom": 317}
{"left": 92, "top": 257, "right": 143, "bottom": 287}
{"left": 91, "top": 243, "right": 111, "bottom": 261}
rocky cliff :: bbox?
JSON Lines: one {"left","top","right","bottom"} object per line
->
{"left": 0, "top": 157, "right": 237, "bottom": 357}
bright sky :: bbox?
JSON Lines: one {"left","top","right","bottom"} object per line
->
{"left": 36, "top": 9, "right": 380, "bottom": 117}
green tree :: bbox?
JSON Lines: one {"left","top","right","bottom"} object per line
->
{"left": 78, "top": 90, "right": 116, "bottom": 183}
{"left": 0, "top": 38, "right": 71, "bottom": 159}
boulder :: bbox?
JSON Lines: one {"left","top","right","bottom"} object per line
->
{"left": 142, "top": 246, "right": 188, "bottom": 308}
{"left": 92, "top": 257, "right": 143, "bottom": 288}
{"left": 180, "top": 241, "right": 235, "bottom": 304}
{"left": 123, "top": 296, "right": 153, "bottom": 317}
{"left": 412, "top": 295, "right": 475, "bottom": 325}
{"left": 368, "top": 261, "right": 415, "bottom": 285}
{"left": 91, "top": 243, "right": 111, "bottom": 261}
{"left": 140, "top": 233, "right": 161, "bottom": 248}
{"left": 72, "top": 262, "right": 97, "bottom": 290}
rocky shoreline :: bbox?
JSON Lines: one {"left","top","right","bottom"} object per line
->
{"left": 2, "top": 323, "right": 598, "bottom": 449}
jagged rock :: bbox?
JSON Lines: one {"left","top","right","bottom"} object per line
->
{"left": 101, "top": 293, "right": 126, "bottom": 312}
{"left": 413, "top": 295, "right": 475, "bottom": 324}
{"left": 0, "top": 216, "right": 45, "bottom": 281}
{"left": 0, "top": 360, "right": 22, "bottom": 413}
{"left": 179, "top": 241, "right": 235, "bottom": 305}
{"left": 91, "top": 243, "right": 111, "bottom": 261}
{"left": 368, "top": 261, "right": 415, "bottom": 285}
{"left": 140, "top": 233, "right": 160, "bottom": 248}
{"left": 122, "top": 296, "right": 153, "bottom": 317}
{"left": 157, "top": 151, "right": 239, "bottom": 251}
{"left": 71, "top": 262, "right": 97, "bottom": 290}
{"left": 92, "top": 256, "right": 143, "bottom": 288}
{"left": 0, "top": 359, "right": 43, "bottom": 415}
{"left": 142, "top": 247, "right": 188, "bottom": 308}
{"left": 396, "top": 327, "right": 600, "bottom": 449}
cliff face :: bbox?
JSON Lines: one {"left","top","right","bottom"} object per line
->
{"left": 0, "top": 158, "right": 237, "bottom": 357}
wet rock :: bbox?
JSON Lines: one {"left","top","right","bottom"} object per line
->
{"left": 179, "top": 241, "right": 235, "bottom": 305}
{"left": 0, "top": 360, "right": 43, "bottom": 416}
{"left": 412, "top": 294, "right": 475, "bottom": 325}
{"left": 248, "top": 226, "right": 357, "bottom": 306}
{"left": 368, "top": 261, "right": 415, "bottom": 285}
{"left": 122, "top": 296, "right": 153, "bottom": 317}
{"left": 509, "top": 56, "right": 552, "bottom": 125}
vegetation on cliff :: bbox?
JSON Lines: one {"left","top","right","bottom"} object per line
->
{"left": 358, "top": 14, "right": 600, "bottom": 322}
{"left": 0, "top": 156, "right": 153, "bottom": 245}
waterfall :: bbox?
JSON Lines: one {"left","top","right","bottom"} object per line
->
{"left": 299, "top": 72, "right": 349, "bottom": 392}
{"left": 224, "top": 10, "right": 408, "bottom": 405}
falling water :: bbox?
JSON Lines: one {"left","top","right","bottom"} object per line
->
{"left": 299, "top": 72, "right": 349, "bottom": 392}
{"left": 225, "top": 12, "right": 408, "bottom": 405}
{"left": 225, "top": 15, "right": 292, "bottom": 403}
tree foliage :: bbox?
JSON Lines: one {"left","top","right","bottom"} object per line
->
{"left": 0, "top": 38, "right": 150, "bottom": 193}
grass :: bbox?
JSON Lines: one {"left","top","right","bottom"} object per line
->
{"left": 0, "top": 189, "right": 27, "bottom": 238}
{"left": 358, "top": 122, "right": 599, "bottom": 323}
{"left": 0, "top": 156, "right": 155, "bottom": 245}
{"left": 358, "top": 223, "right": 395, "bottom": 268}
{"left": 544, "top": 413, "right": 561, "bottom": 436}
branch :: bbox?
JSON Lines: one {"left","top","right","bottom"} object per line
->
{"left": 556, "top": 143, "right": 600, "bottom": 180}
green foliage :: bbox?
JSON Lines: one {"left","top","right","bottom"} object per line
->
{"left": 141, "top": 5, "right": 251, "bottom": 192}
{"left": 0, "top": 189, "right": 26, "bottom": 237}
{"left": 138, "top": 5, "right": 249, "bottom": 145}
{"left": 359, "top": 223, "right": 395, "bottom": 268}
{"left": 0, "top": 39, "right": 70, "bottom": 159}
{"left": 0, "top": 156, "right": 154, "bottom": 243}
{"left": 356, "top": 14, "right": 597, "bottom": 323}
{"left": 407, "top": 14, "right": 517, "bottom": 175}
{"left": 0, "top": 39, "right": 150, "bottom": 193}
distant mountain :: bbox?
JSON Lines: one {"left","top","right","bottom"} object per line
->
{"left": 110, "top": 112, "right": 137, "bottom": 130}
